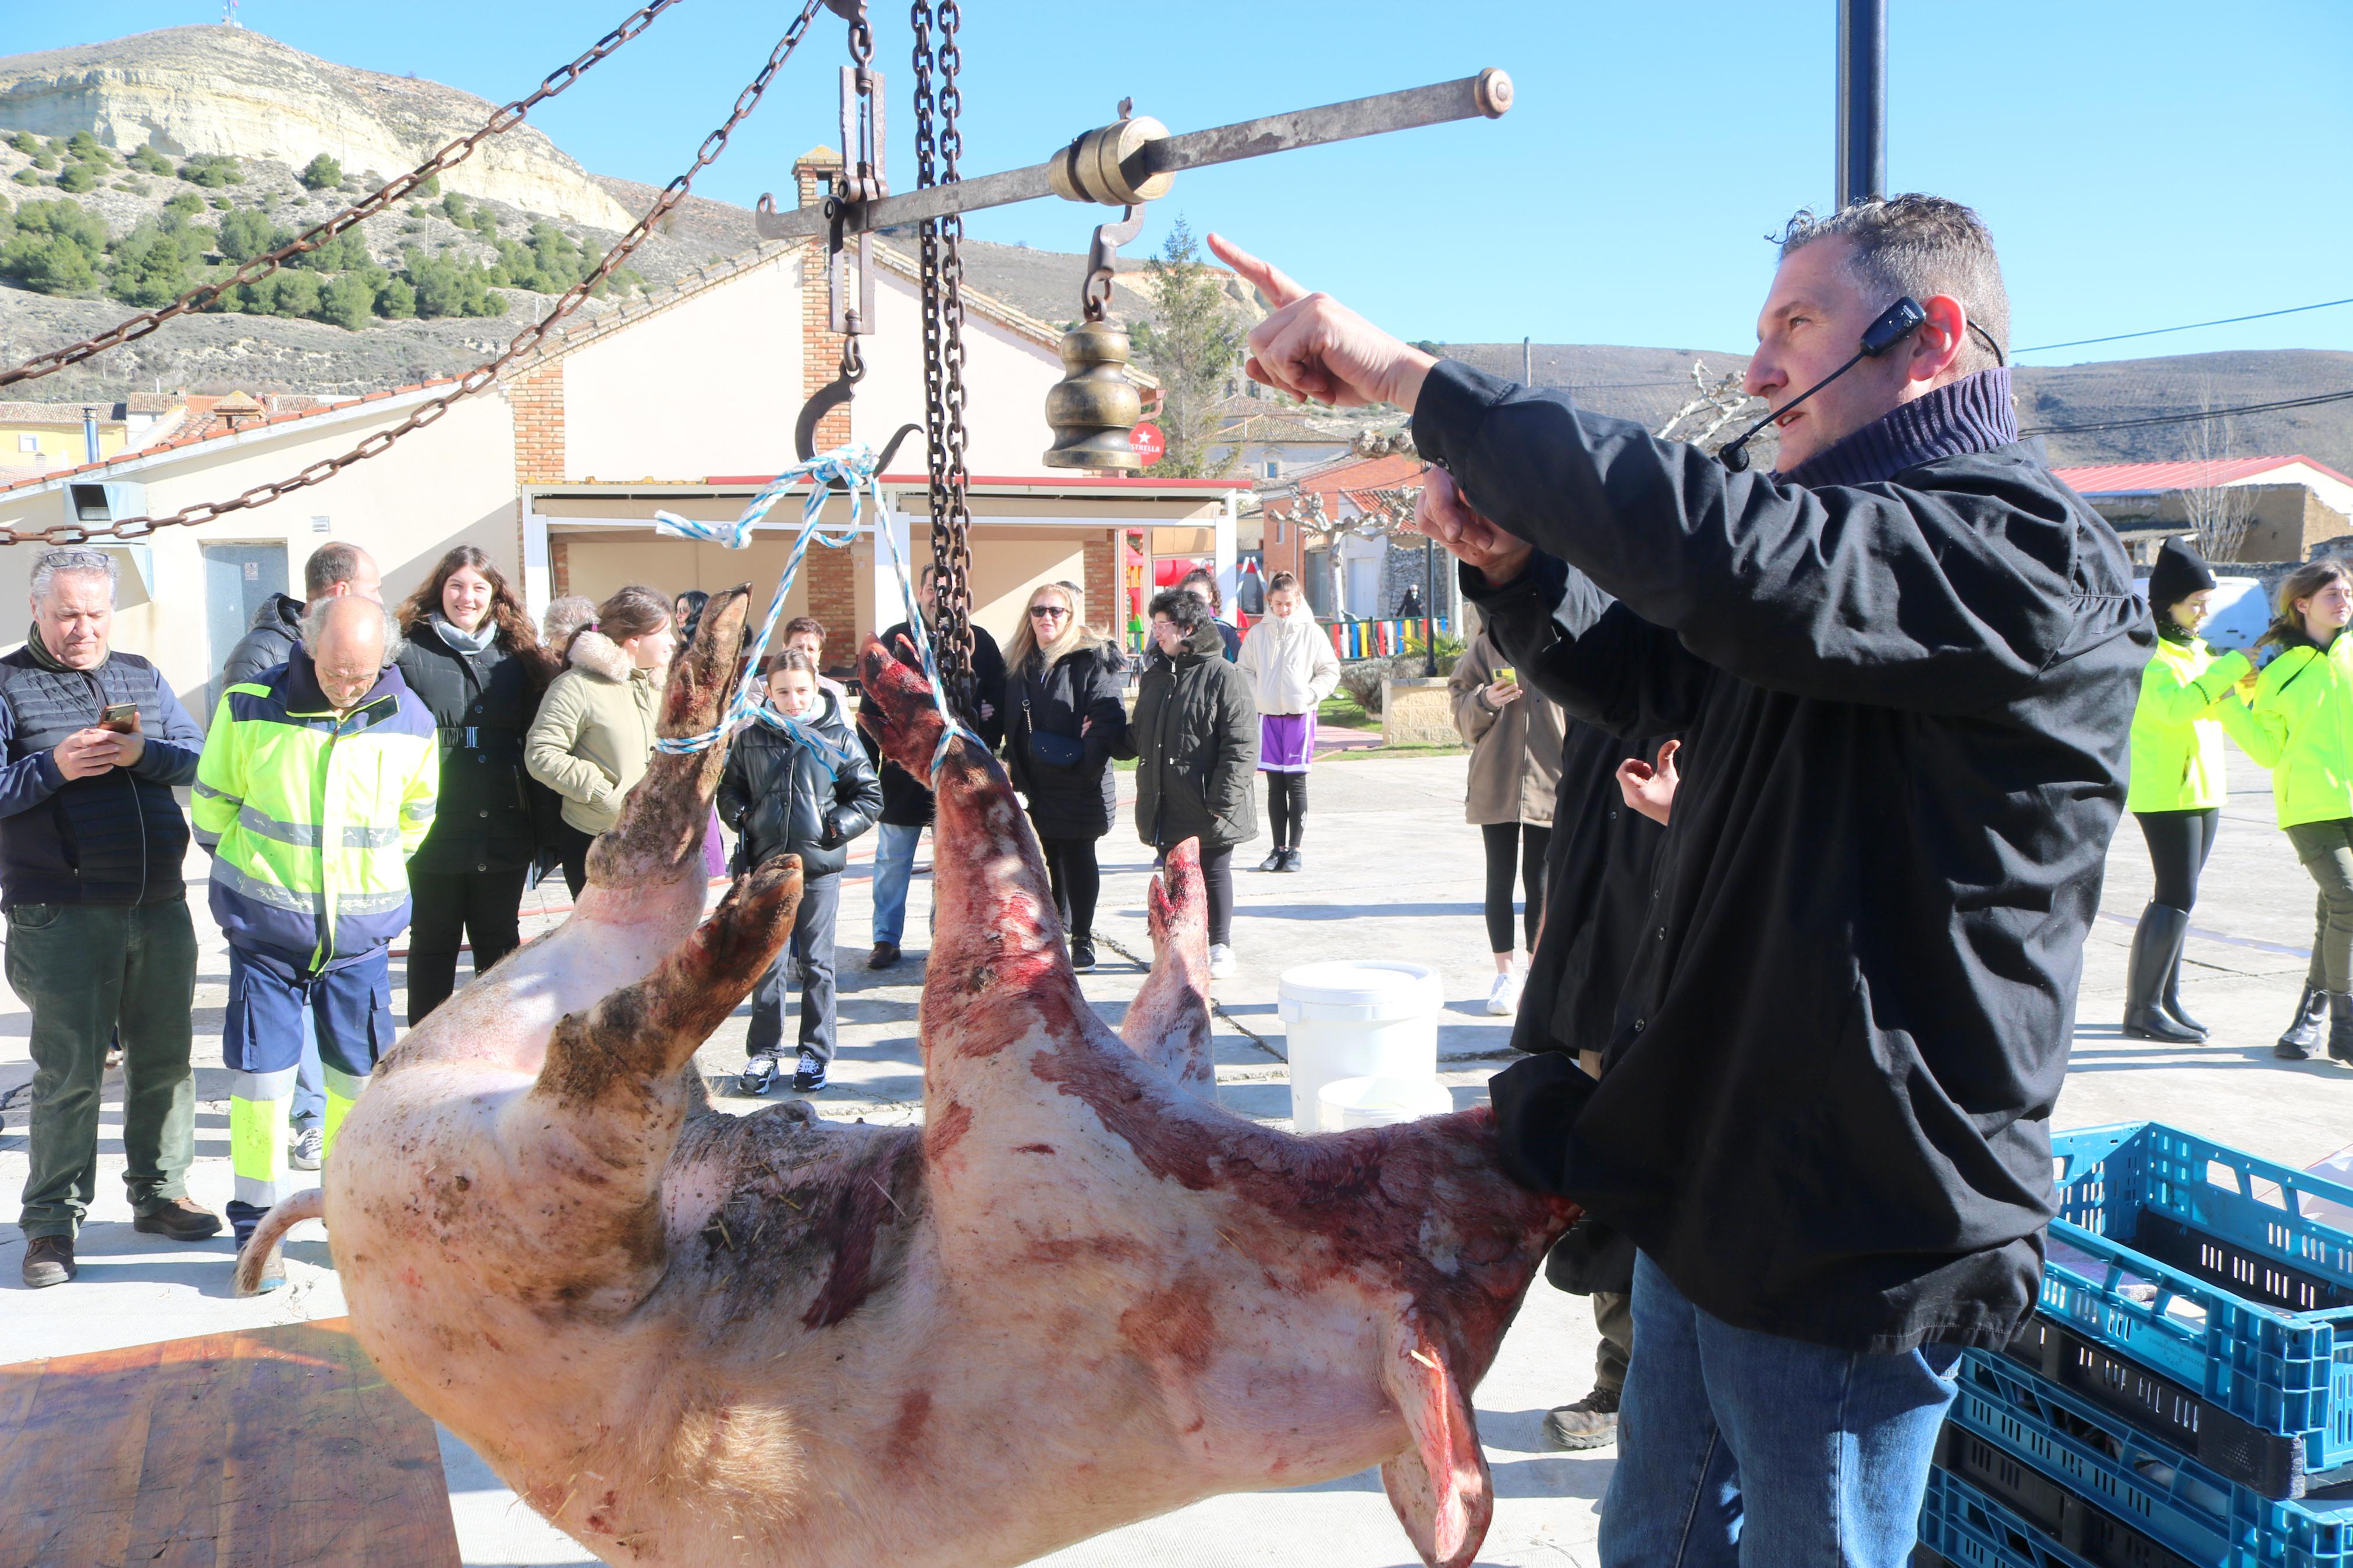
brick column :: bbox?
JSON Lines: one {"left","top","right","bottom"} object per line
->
{"left": 1083, "top": 534, "right": 1116, "bottom": 632}
{"left": 806, "top": 546, "right": 857, "bottom": 640}
{"left": 794, "top": 147, "right": 851, "bottom": 453}
{"left": 510, "top": 361, "right": 565, "bottom": 483}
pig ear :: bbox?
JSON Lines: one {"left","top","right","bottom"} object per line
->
{"left": 1377, "top": 1325, "right": 1492, "bottom": 1568}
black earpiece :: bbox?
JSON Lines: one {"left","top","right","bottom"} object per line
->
{"left": 1720, "top": 297, "right": 1929, "bottom": 473}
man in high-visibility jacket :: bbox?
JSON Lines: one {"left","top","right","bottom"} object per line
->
{"left": 194, "top": 595, "right": 436, "bottom": 1284}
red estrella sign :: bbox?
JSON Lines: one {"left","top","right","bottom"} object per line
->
{"left": 1130, "top": 421, "right": 1166, "bottom": 467}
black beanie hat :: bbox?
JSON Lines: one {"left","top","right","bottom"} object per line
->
{"left": 2148, "top": 535, "right": 2217, "bottom": 613}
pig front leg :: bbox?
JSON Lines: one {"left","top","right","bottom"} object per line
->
{"left": 1118, "top": 840, "right": 1216, "bottom": 1094}
{"left": 517, "top": 854, "right": 806, "bottom": 1314}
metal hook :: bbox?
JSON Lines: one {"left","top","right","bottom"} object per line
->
{"left": 1082, "top": 203, "right": 1146, "bottom": 323}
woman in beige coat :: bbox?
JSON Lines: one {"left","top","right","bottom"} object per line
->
{"left": 525, "top": 584, "right": 676, "bottom": 897}
{"left": 1451, "top": 627, "right": 1564, "bottom": 1015}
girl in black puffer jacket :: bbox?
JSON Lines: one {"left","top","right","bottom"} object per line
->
{"left": 717, "top": 650, "right": 882, "bottom": 1094}
{"left": 393, "top": 547, "right": 555, "bottom": 1025}
{"left": 1000, "top": 581, "right": 1128, "bottom": 972}
{"left": 1130, "top": 587, "right": 1259, "bottom": 979}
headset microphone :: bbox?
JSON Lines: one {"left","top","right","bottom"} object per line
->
{"left": 1718, "top": 296, "right": 1929, "bottom": 474}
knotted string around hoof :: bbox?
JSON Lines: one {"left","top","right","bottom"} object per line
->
{"left": 648, "top": 444, "right": 980, "bottom": 771}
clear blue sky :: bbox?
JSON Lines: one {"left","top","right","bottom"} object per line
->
{"left": 16, "top": 1, "right": 2353, "bottom": 365}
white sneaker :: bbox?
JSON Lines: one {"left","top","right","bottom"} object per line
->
{"left": 1485, "top": 969, "right": 1523, "bottom": 1017}
{"left": 289, "top": 1126, "right": 324, "bottom": 1172}
{"left": 1208, "top": 943, "right": 1237, "bottom": 979}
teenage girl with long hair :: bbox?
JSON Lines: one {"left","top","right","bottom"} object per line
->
{"left": 2245, "top": 557, "right": 2353, "bottom": 1063}
{"left": 1237, "top": 570, "right": 1340, "bottom": 871}
{"left": 393, "top": 547, "right": 555, "bottom": 1022}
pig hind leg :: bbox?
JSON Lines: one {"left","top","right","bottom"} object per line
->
{"left": 581, "top": 585, "right": 750, "bottom": 905}
{"left": 1118, "top": 840, "right": 1216, "bottom": 1094}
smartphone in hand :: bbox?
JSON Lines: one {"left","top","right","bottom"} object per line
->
{"left": 99, "top": 703, "right": 139, "bottom": 734}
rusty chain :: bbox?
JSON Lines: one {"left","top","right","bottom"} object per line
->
{"left": 0, "top": 0, "right": 693, "bottom": 393}
{"left": 911, "top": 0, "right": 975, "bottom": 716}
{"left": 1, "top": 1, "right": 826, "bottom": 548}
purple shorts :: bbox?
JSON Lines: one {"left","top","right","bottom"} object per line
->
{"left": 1259, "top": 712, "right": 1316, "bottom": 773}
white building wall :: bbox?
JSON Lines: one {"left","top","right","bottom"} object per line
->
{"left": 0, "top": 392, "right": 517, "bottom": 708}
{"left": 559, "top": 252, "right": 807, "bottom": 483}
{"left": 849, "top": 268, "right": 1067, "bottom": 478}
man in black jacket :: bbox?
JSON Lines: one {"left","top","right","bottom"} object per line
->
{"left": 219, "top": 540, "right": 382, "bottom": 688}
{"left": 3, "top": 549, "right": 218, "bottom": 1288}
{"left": 858, "top": 571, "right": 1005, "bottom": 969}
{"left": 1211, "top": 197, "right": 2146, "bottom": 1564}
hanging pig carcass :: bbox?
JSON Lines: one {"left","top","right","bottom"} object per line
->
{"left": 240, "top": 585, "right": 1577, "bottom": 1567}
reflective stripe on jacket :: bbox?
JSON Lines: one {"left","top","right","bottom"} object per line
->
{"left": 2126, "top": 635, "right": 2260, "bottom": 813}
{"left": 194, "top": 655, "right": 438, "bottom": 968}
{"left": 2246, "top": 632, "right": 2353, "bottom": 828}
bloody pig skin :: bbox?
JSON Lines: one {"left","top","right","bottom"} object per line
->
{"left": 249, "top": 585, "right": 1577, "bottom": 1568}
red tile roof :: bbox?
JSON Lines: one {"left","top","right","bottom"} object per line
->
{"left": 1261, "top": 451, "right": 1428, "bottom": 518}
{"left": 0, "top": 379, "right": 462, "bottom": 500}
{"left": 2052, "top": 454, "right": 2353, "bottom": 493}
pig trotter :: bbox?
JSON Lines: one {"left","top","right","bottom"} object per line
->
{"left": 231, "top": 1186, "right": 325, "bottom": 1298}
{"left": 584, "top": 584, "right": 751, "bottom": 894}
{"left": 538, "top": 852, "right": 805, "bottom": 1105}
{"left": 1119, "top": 839, "right": 1216, "bottom": 1093}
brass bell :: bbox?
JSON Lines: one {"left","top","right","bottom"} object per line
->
{"left": 1042, "top": 319, "right": 1144, "bottom": 472}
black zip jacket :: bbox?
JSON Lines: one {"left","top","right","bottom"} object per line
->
{"left": 1003, "top": 640, "right": 1128, "bottom": 841}
{"left": 860, "top": 620, "right": 1006, "bottom": 828}
{"left": 220, "top": 593, "right": 303, "bottom": 689}
{"left": 718, "top": 691, "right": 884, "bottom": 879}
{"left": 394, "top": 622, "right": 548, "bottom": 877}
{"left": 1417, "top": 359, "right": 2148, "bottom": 1353}
{"left": 1130, "top": 620, "right": 1259, "bottom": 851}
{"left": 0, "top": 632, "right": 205, "bottom": 908}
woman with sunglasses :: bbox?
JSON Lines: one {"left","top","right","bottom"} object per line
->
{"left": 1000, "top": 581, "right": 1128, "bottom": 972}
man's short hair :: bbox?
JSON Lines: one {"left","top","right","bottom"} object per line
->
{"left": 784, "top": 616, "right": 826, "bottom": 644}
{"left": 300, "top": 596, "right": 402, "bottom": 665}
{"left": 303, "top": 542, "right": 367, "bottom": 599}
{"left": 30, "top": 546, "right": 118, "bottom": 604}
{"left": 1776, "top": 194, "right": 2010, "bottom": 375}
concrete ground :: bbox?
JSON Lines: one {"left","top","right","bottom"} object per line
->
{"left": 3, "top": 746, "right": 2349, "bottom": 1567}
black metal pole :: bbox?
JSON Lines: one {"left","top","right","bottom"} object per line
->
{"left": 1423, "top": 536, "right": 1438, "bottom": 677}
{"left": 1836, "top": 0, "right": 1886, "bottom": 208}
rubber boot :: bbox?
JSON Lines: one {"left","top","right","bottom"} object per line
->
{"left": 2122, "top": 904, "right": 2202, "bottom": 1043}
{"left": 2156, "top": 909, "right": 2209, "bottom": 1038}
{"left": 2331, "top": 992, "right": 2353, "bottom": 1065}
{"left": 2276, "top": 983, "right": 2327, "bottom": 1060}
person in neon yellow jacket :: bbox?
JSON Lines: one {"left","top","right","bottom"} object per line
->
{"left": 193, "top": 597, "right": 437, "bottom": 1285}
{"left": 2240, "top": 557, "right": 2353, "bottom": 1064}
{"left": 2121, "top": 538, "right": 2265, "bottom": 1043}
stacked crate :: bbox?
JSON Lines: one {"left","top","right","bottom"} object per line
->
{"left": 1919, "top": 1122, "right": 2353, "bottom": 1568}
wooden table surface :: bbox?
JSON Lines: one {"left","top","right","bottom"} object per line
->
{"left": 0, "top": 1316, "right": 461, "bottom": 1567}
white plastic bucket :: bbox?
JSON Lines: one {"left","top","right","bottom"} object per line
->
{"left": 1277, "top": 960, "right": 1443, "bottom": 1131}
{"left": 1318, "top": 1073, "right": 1456, "bottom": 1132}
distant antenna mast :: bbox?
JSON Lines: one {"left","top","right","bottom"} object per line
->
{"left": 222, "top": 0, "right": 243, "bottom": 27}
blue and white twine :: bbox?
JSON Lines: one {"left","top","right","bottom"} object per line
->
{"left": 649, "top": 443, "right": 977, "bottom": 775}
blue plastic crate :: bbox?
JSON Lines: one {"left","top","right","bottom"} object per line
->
{"left": 1921, "top": 1463, "right": 2176, "bottom": 1568}
{"left": 2047, "top": 1122, "right": 2353, "bottom": 1487}
{"left": 1948, "top": 1347, "right": 2353, "bottom": 1567}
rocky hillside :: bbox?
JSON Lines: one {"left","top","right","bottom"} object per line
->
{"left": 0, "top": 26, "right": 629, "bottom": 227}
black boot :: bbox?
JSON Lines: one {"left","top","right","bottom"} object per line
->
{"left": 2122, "top": 904, "right": 2202, "bottom": 1043}
{"left": 2277, "top": 983, "right": 2328, "bottom": 1059}
{"left": 2156, "top": 909, "right": 2209, "bottom": 1038}
{"left": 2331, "top": 992, "right": 2353, "bottom": 1064}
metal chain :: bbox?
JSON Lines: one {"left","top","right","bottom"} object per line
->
{"left": 0, "top": 0, "right": 691, "bottom": 393}
{"left": 1, "top": 1, "right": 825, "bottom": 548}
{"left": 910, "top": 0, "right": 975, "bottom": 714}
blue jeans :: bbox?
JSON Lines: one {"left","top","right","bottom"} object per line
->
{"left": 1599, "top": 1252, "right": 1961, "bottom": 1568}
{"left": 748, "top": 870, "right": 840, "bottom": 1064}
{"left": 869, "top": 822, "right": 924, "bottom": 947}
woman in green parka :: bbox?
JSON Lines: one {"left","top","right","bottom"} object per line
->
{"left": 2122, "top": 538, "right": 2265, "bottom": 1042}
{"left": 2244, "top": 556, "right": 2353, "bottom": 1062}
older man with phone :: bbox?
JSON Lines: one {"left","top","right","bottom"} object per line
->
{"left": 2, "top": 547, "right": 215, "bottom": 1289}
